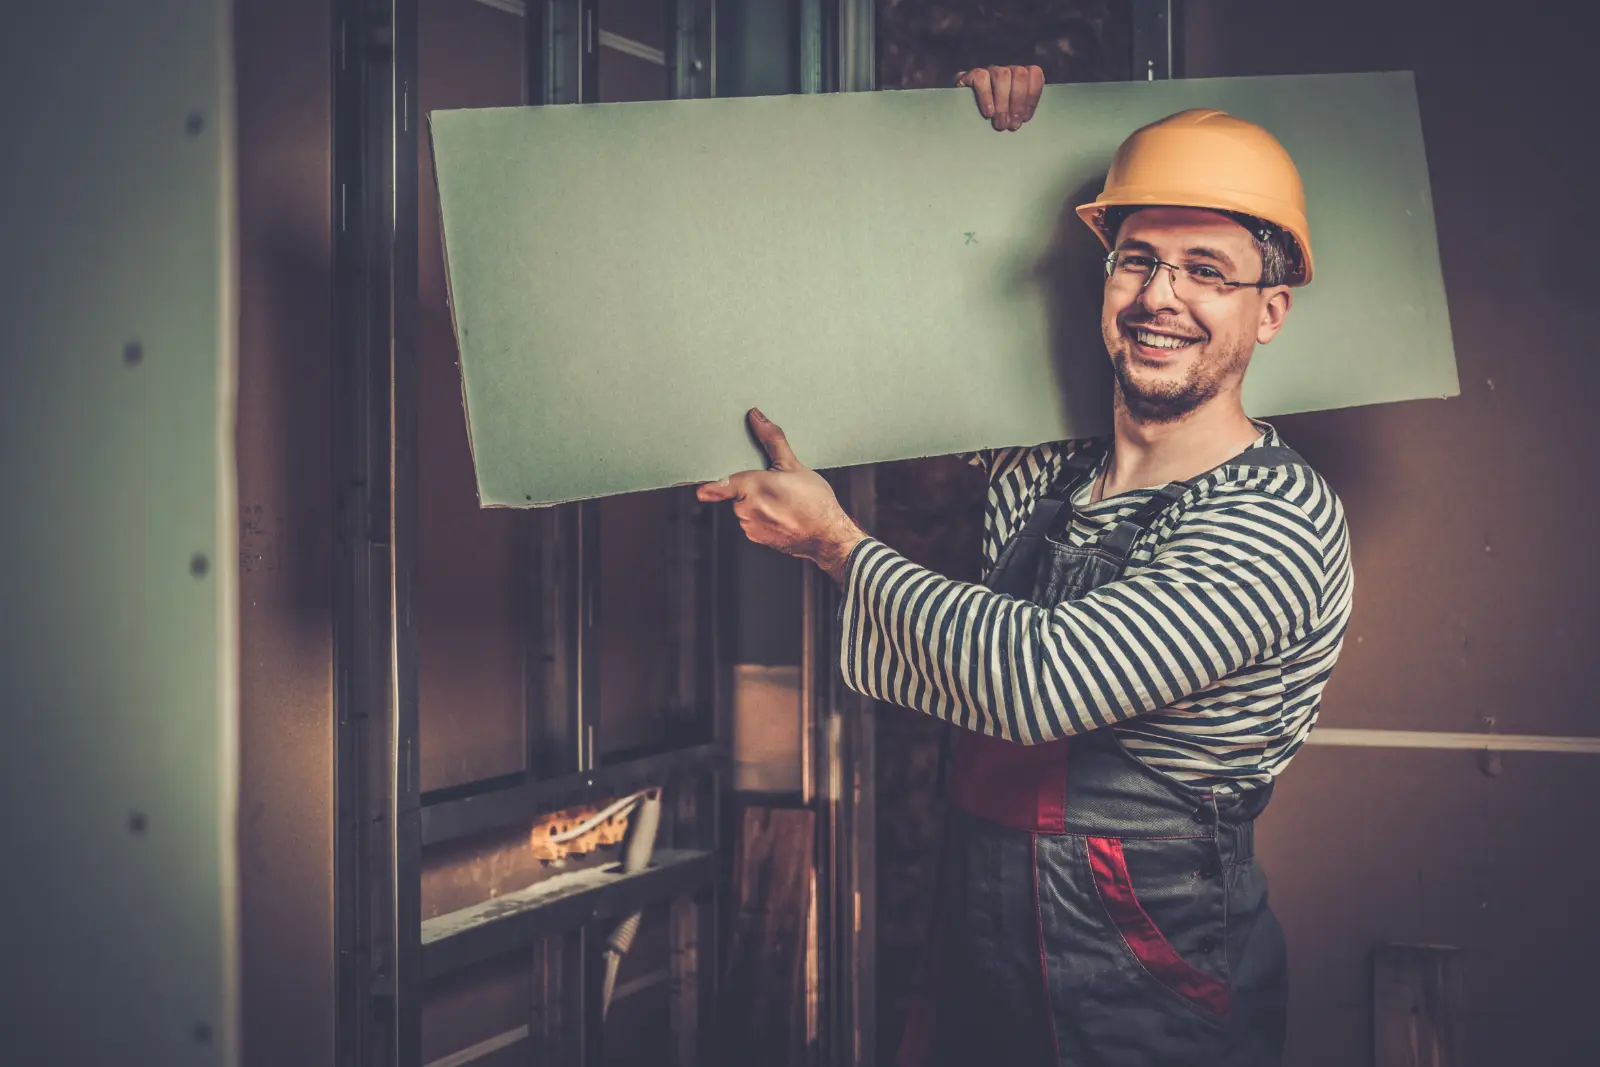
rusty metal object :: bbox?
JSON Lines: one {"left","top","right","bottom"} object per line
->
{"left": 527, "top": 796, "right": 636, "bottom": 862}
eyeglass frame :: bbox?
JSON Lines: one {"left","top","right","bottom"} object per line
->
{"left": 1102, "top": 249, "right": 1273, "bottom": 294}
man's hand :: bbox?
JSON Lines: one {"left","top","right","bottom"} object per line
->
{"left": 956, "top": 65, "right": 1045, "bottom": 131}
{"left": 696, "top": 409, "right": 866, "bottom": 583}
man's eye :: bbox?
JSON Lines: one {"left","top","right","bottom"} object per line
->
{"left": 1186, "top": 264, "right": 1225, "bottom": 282}
{"left": 1119, "top": 254, "right": 1157, "bottom": 273}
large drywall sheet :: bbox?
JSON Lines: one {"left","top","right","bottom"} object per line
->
{"left": 430, "top": 71, "right": 1457, "bottom": 506}
{"left": 0, "top": 2, "right": 237, "bottom": 1065}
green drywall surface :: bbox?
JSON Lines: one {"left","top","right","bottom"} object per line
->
{"left": 0, "top": 3, "right": 236, "bottom": 1065}
{"left": 430, "top": 72, "right": 1458, "bottom": 507}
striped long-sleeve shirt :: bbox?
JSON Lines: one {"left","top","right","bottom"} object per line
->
{"left": 838, "top": 423, "right": 1353, "bottom": 793}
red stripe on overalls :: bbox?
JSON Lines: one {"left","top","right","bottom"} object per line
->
{"left": 1087, "top": 836, "right": 1232, "bottom": 1019}
{"left": 948, "top": 732, "right": 1068, "bottom": 832}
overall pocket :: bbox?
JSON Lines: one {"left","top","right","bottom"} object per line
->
{"left": 1086, "top": 835, "right": 1232, "bottom": 1021}
{"left": 1036, "top": 833, "right": 1234, "bottom": 1064}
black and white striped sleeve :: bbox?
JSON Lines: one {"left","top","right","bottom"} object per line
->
{"left": 837, "top": 488, "right": 1331, "bottom": 743}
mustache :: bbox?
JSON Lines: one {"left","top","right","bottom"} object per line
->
{"left": 1117, "top": 311, "right": 1208, "bottom": 340}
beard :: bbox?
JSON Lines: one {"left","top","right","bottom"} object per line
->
{"left": 1103, "top": 316, "right": 1253, "bottom": 424}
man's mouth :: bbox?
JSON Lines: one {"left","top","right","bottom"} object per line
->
{"left": 1126, "top": 326, "right": 1203, "bottom": 352}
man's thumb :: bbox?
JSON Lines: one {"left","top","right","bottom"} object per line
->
{"left": 696, "top": 476, "right": 737, "bottom": 503}
{"left": 750, "top": 409, "right": 799, "bottom": 469}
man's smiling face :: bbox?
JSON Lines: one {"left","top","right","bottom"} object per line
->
{"left": 1099, "top": 206, "right": 1290, "bottom": 423}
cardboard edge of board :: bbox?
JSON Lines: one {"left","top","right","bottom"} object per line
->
{"left": 427, "top": 111, "right": 501, "bottom": 509}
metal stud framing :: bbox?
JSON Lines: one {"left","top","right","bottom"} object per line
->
{"left": 332, "top": 0, "right": 421, "bottom": 1064}
{"left": 1132, "top": 0, "right": 1177, "bottom": 80}
{"left": 332, "top": 1, "right": 885, "bottom": 1063}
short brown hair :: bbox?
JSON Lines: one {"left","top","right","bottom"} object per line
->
{"left": 1104, "top": 206, "right": 1294, "bottom": 286}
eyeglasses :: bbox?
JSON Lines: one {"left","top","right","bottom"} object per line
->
{"left": 1103, "top": 250, "right": 1269, "bottom": 300}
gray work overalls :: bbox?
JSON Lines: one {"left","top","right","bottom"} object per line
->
{"left": 898, "top": 444, "right": 1305, "bottom": 1067}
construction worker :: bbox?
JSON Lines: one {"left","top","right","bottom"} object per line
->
{"left": 698, "top": 65, "right": 1352, "bottom": 1065}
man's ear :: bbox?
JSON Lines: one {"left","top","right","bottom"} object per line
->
{"left": 1256, "top": 287, "right": 1293, "bottom": 345}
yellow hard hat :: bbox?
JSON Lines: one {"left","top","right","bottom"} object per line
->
{"left": 1076, "top": 108, "right": 1314, "bottom": 286}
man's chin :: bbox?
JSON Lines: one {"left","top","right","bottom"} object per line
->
{"left": 1114, "top": 371, "right": 1206, "bottom": 423}
{"left": 1121, "top": 393, "right": 1202, "bottom": 423}
{"left": 1117, "top": 366, "right": 1188, "bottom": 401}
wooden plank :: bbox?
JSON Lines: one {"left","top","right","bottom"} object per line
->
{"left": 1373, "top": 944, "right": 1465, "bottom": 1067}
{"left": 669, "top": 895, "right": 700, "bottom": 1067}
{"left": 722, "top": 807, "right": 816, "bottom": 1066}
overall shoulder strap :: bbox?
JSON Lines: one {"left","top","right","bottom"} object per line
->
{"left": 1021, "top": 453, "right": 1100, "bottom": 537}
{"left": 1096, "top": 445, "right": 1309, "bottom": 562}
{"left": 1096, "top": 481, "right": 1193, "bottom": 558}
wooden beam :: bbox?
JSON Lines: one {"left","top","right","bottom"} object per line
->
{"left": 1372, "top": 943, "right": 1465, "bottom": 1067}
{"left": 722, "top": 807, "right": 816, "bottom": 1066}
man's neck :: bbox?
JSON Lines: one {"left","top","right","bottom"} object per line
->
{"left": 1100, "top": 397, "right": 1262, "bottom": 499}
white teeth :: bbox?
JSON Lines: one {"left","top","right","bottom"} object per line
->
{"left": 1134, "top": 329, "right": 1196, "bottom": 350}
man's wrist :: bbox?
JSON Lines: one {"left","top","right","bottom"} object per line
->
{"left": 813, "top": 519, "right": 866, "bottom": 585}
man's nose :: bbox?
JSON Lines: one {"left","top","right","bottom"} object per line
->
{"left": 1137, "top": 262, "right": 1183, "bottom": 313}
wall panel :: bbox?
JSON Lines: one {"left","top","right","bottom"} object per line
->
{"left": 1184, "top": 0, "right": 1599, "bottom": 740}
{"left": 1, "top": 2, "right": 241, "bottom": 1063}
{"left": 1184, "top": 3, "right": 1599, "bottom": 1062}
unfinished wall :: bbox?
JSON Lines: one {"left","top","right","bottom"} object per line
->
{"left": 233, "top": 2, "right": 698, "bottom": 1064}
{"left": 234, "top": 0, "right": 337, "bottom": 1064}
{"left": 1184, "top": 3, "right": 1600, "bottom": 1063}
{"left": 415, "top": 3, "right": 688, "bottom": 1064}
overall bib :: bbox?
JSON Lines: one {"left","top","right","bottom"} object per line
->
{"left": 898, "top": 445, "right": 1304, "bottom": 1067}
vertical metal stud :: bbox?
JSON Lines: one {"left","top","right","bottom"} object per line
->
{"left": 331, "top": 1, "right": 367, "bottom": 1060}
{"left": 799, "top": 0, "right": 823, "bottom": 95}
{"left": 796, "top": 0, "right": 827, "bottom": 814}
{"left": 391, "top": 0, "right": 422, "bottom": 1058}
{"left": 670, "top": 0, "right": 715, "bottom": 100}
{"left": 579, "top": 0, "right": 599, "bottom": 103}
{"left": 522, "top": 6, "right": 595, "bottom": 1062}
{"left": 563, "top": 928, "right": 588, "bottom": 1064}
{"left": 668, "top": 7, "right": 722, "bottom": 1060}
{"left": 665, "top": 479, "right": 705, "bottom": 1067}
{"left": 331, "top": 0, "right": 420, "bottom": 1064}
{"left": 527, "top": 503, "right": 582, "bottom": 780}
{"left": 528, "top": 935, "right": 559, "bottom": 1060}
{"left": 1131, "top": 0, "right": 1175, "bottom": 81}
{"left": 833, "top": 0, "right": 876, "bottom": 93}
{"left": 576, "top": 499, "right": 600, "bottom": 775}
{"left": 813, "top": 465, "right": 877, "bottom": 1066}
{"left": 527, "top": 0, "right": 587, "bottom": 106}
{"left": 668, "top": 893, "right": 701, "bottom": 1066}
